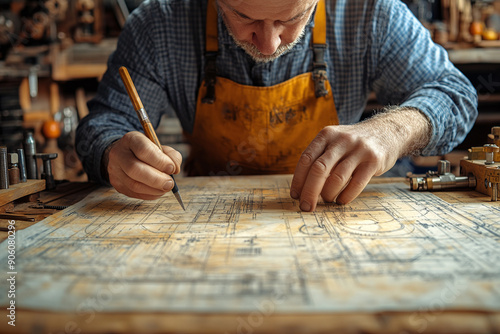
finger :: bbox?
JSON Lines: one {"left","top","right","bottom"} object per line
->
{"left": 335, "top": 164, "right": 375, "bottom": 205}
{"left": 320, "top": 158, "right": 357, "bottom": 203}
{"left": 127, "top": 132, "right": 178, "bottom": 175}
{"left": 290, "top": 131, "right": 330, "bottom": 200}
{"left": 110, "top": 166, "right": 167, "bottom": 200}
{"left": 108, "top": 135, "right": 174, "bottom": 192}
{"left": 297, "top": 147, "right": 343, "bottom": 212}
{"left": 161, "top": 146, "right": 183, "bottom": 174}
{"left": 119, "top": 154, "right": 175, "bottom": 192}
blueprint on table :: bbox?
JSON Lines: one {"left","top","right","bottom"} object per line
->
{"left": 1, "top": 175, "right": 499, "bottom": 313}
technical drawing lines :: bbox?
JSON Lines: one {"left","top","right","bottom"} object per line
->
{"left": 0, "top": 175, "right": 499, "bottom": 313}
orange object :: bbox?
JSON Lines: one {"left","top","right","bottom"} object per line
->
{"left": 42, "top": 120, "right": 61, "bottom": 139}
{"left": 469, "top": 21, "right": 484, "bottom": 35}
{"left": 482, "top": 28, "right": 499, "bottom": 40}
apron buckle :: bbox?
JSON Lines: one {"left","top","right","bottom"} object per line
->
{"left": 313, "top": 69, "right": 329, "bottom": 97}
{"left": 202, "top": 52, "right": 217, "bottom": 104}
{"left": 312, "top": 44, "right": 329, "bottom": 97}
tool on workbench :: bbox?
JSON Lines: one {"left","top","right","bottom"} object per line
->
{"left": 0, "top": 213, "right": 35, "bottom": 222}
{"left": 42, "top": 119, "right": 65, "bottom": 180}
{"left": 30, "top": 202, "right": 68, "bottom": 210}
{"left": 8, "top": 153, "right": 20, "bottom": 185}
{"left": 17, "top": 148, "right": 27, "bottom": 183}
{"left": 410, "top": 126, "right": 500, "bottom": 201}
{"left": 118, "top": 66, "right": 185, "bottom": 210}
{"left": 23, "top": 130, "right": 38, "bottom": 179}
{"left": 7, "top": 209, "right": 55, "bottom": 215}
{"left": 0, "top": 146, "right": 8, "bottom": 189}
{"left": 34, "top": 153, "right": 58, "bottom": 190}
{"left": 460, "top": 142, "right": 500, "bottom": 202}
{"left": 410, "top": 160, "right": 476, "bottom": 191}
{"left": 490, "top": 126, "right": 500, "bottom": 145}
{"left": 39, "top": 204, "right": 68, "bottom": 210}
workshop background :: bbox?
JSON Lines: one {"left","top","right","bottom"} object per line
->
{"left": 0, "top": 0, "right": 499, "bottom": 183}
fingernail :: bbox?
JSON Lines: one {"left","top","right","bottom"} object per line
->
{"left": 163, "top": 179, "right": 173, "bottom": 190}
{"left": 290, "top": 190, "right": 299, "bottom": 199}
{"left": 300, "top": 201, "right": 311, "bottom": 212}
{"left": 166, "top": 165, "right": 174, "bottom": 174}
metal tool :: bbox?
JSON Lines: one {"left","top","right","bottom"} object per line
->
{"left": 0, "top": 213, "right": 34, "bottom": 222}
{"left": 118, "top": 66, "right": 185, "bottom": 210}
{"left": 40, "top": 204, "right": 68, "bottom": 210}
{"left": 17, "top": 148, "right": 27, "bottom": 183}
{"left": 484, "top": 144, "right": 499, "bottom": 165}
{"left": 489, "top": 126, "right": 500, "bottom": 146}
{"left": 487, "top": 166, "right": 500, "bottom": 201}
{"left": 31, "top": 202, "right": 69, "bottom": 210}
{"left": 7, "top": 153, "right": 20, "bottom": 185}
{"left": 461, "top": 138, "right": 500, "bottom": 202}
{"left": 411, "top": 127, "right": 500, "bottom": 202}
{"left": 0, "top": 146, "right": 8, "bottom": 189}
{"left": 35, "top": 153, "right": 58, "bottom": 190}
{"left": 410, "top": 160, "right": 476, "bottom": 191}
{"left": 29, "top": 65, "right": 39, "bottom": 98}
{"left": 23, "top": 130, "right": 38, "bottom": 179}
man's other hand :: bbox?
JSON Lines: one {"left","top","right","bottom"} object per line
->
{"left": 290, "top": 107, "right": 431, "bottom": 211}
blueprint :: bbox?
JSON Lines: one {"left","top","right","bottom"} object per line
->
{"left": 1, "top": 175, "right": 499, "bottom": 313}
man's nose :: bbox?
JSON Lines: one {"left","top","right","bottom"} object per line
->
{"left": 252, "top": 22, "right": 283, "bottom": 55}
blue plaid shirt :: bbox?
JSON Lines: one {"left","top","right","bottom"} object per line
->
{"left": 76, "top": 0, "right": 478, "bottom": 184}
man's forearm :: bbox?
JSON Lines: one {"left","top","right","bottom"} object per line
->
{"left": 359, "top": 106, "right": 432, "bottom": 159}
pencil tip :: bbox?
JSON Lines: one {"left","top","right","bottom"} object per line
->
{"left": 174, "top": 192, "right": 185, "bottom": 211}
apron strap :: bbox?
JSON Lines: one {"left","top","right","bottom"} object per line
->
{"left": 203, "top": 0, "right": 218, "bottom": 104}
{"left": 312, "top": 0, "right": 329, "bottom": 97}
{"left": 202, "top": 52, "right": 217, "bottom": 104}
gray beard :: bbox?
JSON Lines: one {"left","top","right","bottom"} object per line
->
{"left": 221, "top": 13, "right": 306, "bottom": 63}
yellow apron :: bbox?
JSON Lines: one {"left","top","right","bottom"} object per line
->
{"left": 185, "top": 0, "right": 339, "bottom": 176}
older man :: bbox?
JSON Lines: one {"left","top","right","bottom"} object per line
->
{"left": 76, "top": 0, "right": 477, "bottom": 211}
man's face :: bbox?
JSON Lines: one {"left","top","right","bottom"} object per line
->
{"left": 217, "top": 0, "right": 319, "bottom": 63}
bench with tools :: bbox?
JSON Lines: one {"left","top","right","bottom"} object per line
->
{"left": 0, "top": 129, "right": 98, "bottom": 233}
{"left": 410, "top": 126, "right": 500, "bottom": 201}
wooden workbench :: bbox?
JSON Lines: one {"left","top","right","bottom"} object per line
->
{"left": 0, "top": 181, "right": 98, "bottom": 239}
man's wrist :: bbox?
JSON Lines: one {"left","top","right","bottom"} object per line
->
{"left": 363, "top": 106, "right": 432, "bottom": 158}
{"left": 101, "top": 140, "right": 119, "bottom": 184}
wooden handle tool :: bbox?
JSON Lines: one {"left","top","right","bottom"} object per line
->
{"left": 119, "top": 66, "right": 185, "bottom": 210}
